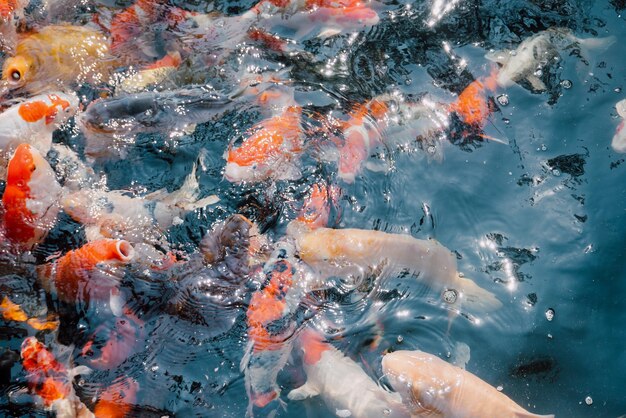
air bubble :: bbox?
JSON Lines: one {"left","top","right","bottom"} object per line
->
{"left": 545, "top": 308, "right": 555, "bottom": 321}
{"left": 497, "top": 94, "right": 509, "bottom": 106}
{"left": 397, "top": 335, "right": 404, "bottom": 343}
{"left": 443, "top": 289, "right": 458, "bottom": 304}
{"left": 534, "top": 69, "right": 543, "bottom": 77}
{"left": 585, "top": 396, "right": 593, "bottom": 405}
{"left": 427, "top": 145, "right": 436, "bottom": 154}
{"left": 540, "top": 144, "right": 547, "bottom": 151}
{"left": 561, "top": 79, "right": 572, "bottom": 89}
{"left": 552, "top": 169, "right": 561, "bottom": 177}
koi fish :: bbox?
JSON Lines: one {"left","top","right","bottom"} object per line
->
{"left": 287, "top": 328, "right": 409, "bottom": 418}
{"left": 2, "top": 24, "right": 117, "bottom": 95}
{"left": 486, "top": 27, "right": 615, "bottom": 91}
{"left": 116, "top": 51, "right": 181, "bottom": 94}
{"left": 0, "top": 0, "right": 26, "bottom": 52}
{"left": 251, "top": 0, "right": 380, "bottom": 40}
{"left": 62, "top": 163, "right": 218, "bottom": 244}
{"left": 0, "top": 92, "right": 78, "bottom": 170}
{"left": 225, "top": 104, "right": 303, "bottom": 183}
{"left": 79, "top": 88, "right": 236, "bottom": 158}
{"left": 450, "top": 72, "right": 498, "bottom": 128}
{"left": 611, "top": 99, "right": 626, "bottom": 153}
{"left": 241, "top": 240, "right": 319, "bottom": 415}
{"left": 20, "top": 337, "right": 94, "bottom": 418}
{"left": 382, "top": 350, "right": 555, "bottom": 418}
{"left": 295, "top": 183, "right": 341, "bottom": 229}
{"left": 289, "top": 227, "right": 502, "bottom": 312}
{"left": 37, "top": 239, "right": 135, "bottom": 306}
{"left": 92, "top": 376, "right": 139, "bottom": 418}
{"left": 1, "top": 143, "right": 63, "bottom": 250}
{"left": 0, "top": 296, "right": 59, "bottom": 331}
{"left": 83, "top": 311, "right": 144, "bottom": 370}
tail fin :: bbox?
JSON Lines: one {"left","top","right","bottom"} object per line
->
{"left": 578, "top": 35, "right": 616, "bottom": 53}
{"left": 146, "top": 162, "right": 219, "bottom": 210}
{"left": 457, "top": 276, "right": 502, "bottom": 312}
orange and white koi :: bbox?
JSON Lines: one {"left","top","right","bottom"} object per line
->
{"left": 382, "top": 350, "right": 555, "bottom": 418}
{"left": 2, "top": 24, "right": 116, "bottom": 95}
{"left": 250, "top": 0, "right": 380, "bottom": 40}
{"left": 37, "top": 239, "right": 134, "bottom": 306}
{"left": 241, "top": 240, "right": 319, "bottom": 415}
{"left": 288, "top": 328, "right": 409, "bottom": 418}
{"left": 225, "top": 98, "right": 303, "bottom": 183}
{"left": 20, "top": 337, "right": 94, "bottom": 418}
{"left": 0, "top": 92, "right": 78, "bottom": 168}
{"left": 62, "top": 163, "right": 218, "bottom": 244}
{"left": 612, "top": 99, "right": 626, "bottom": 153}
{"left": 288, "top": 226, "right": 502, "bottom": 312}
{"left": 1, "top": 143, "right": 63, "bottom": 250}
{"left": 0, "top": 296, "right": 59, "bottom": 331}
{"left": 334, "top": 95, "right": 449, "bottom": 183}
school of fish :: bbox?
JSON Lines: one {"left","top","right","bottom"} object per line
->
{"left": 0, "top": 0, "right": 617, "bottom": 416}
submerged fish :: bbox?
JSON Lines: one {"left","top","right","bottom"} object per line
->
{"left": 288, "top": 328, "right": 409, "bottom": 418}
{"left": 20, "top": 337, "right": 94, "bottom": 418}
{"left": 62, "top": 163, "right": 218, "bottom": 244}
{"left": 2, "top": 24, "right": 117, "bottom": 95}
{"left": 382, "top": 350, "right": 555, "bottom": 418}
{"left": 611, "top": 99, "right": 626, "bottom": 153}
{"left": 83, "top": 311, "right": 144, "bottom": 370}
{"left": 486, "top": 27, "right": 615, "bottom": 91}
{"left": 0, "top": 296, "right": 59, "bottom": 331}
{"left": 225, "top": 104, "right": 303, "bottom": 183}
{"left": 79, "top": 87, "right": 235, "bottom": 158}
{"left": 0, "top": 92, "right": 78, "bottom": 170}
{"left": 37, "top": 239, "right": 135, "bottom": 305}
{"left": 92, "top": 376, "right": 139, "bottom": 418}
{"left": 289, "top": 226, "right": 502, "bottom": 312}
{"left": 1, "top": 143, "right": 62, "bottom": 250}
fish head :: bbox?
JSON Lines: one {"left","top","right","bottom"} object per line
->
{"left": 224, "top": 123, "right": 284, "bottom": 183}
{"left": 2, "top": 55, "right": 32, "bottom": 91}
{"left": 17, "top": 93, "right": 79, "bottom": 127}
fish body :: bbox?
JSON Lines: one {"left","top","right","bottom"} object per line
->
{"left": 2, "top": 143, "right": 62, "bottom": 250}
{"left": 85, "top": 312, "right": 144, "bottom": 370}
{"left": 62, "top": 164, "right": 218, "bottom": 244}
{"left": 242, "top": 240, "right": 319, "bottom": 415}
{"left": 450, "top": 73, "right": 498, "bottom": 128}
{"left": 79, "top": 87, "right": 235, "bottom": 157}
{"left": 37, "top": 239, "right": 134, "bottom": 305}
{"left": 382, "top": 350, "right": 555, "bottom": 418}
{"left": 1, "top": 296, "right": 59, "bottom": 331}
{"left": 288, "top": 329, "right": 409, "bottom": 418}
{"left": 486, "top": 27, "right": 615, "bottom": 91}
{"left": 2, "top": 25, "right": 116, "bottom": 95}
{"left": 611, "top": 99, "right": 626, "bottom": 153}
{"left": 0, "top": 92, "right": 78, "bottom": 167}
{"left": 92, "top": 376, "right": 139, "bottom": 418}
{"left": 225, "top": 104, "right": 303, "bottom": 183}
{"left": 289, "top": 226, "right": 501, "bottom": 311}
{"left": 20, "top": 337, "right": 94, "bottom": 418}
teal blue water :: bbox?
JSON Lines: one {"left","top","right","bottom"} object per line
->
{"left": 1, "top": 0, "right": 625, "bottom": 417}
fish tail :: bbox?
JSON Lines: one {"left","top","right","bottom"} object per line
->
{"left": 457, "top": 276, "right": 502, "bottom": 312}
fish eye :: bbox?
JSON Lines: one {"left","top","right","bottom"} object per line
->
{"left": 10, "top": 70, "right": 20, "bottom": 81}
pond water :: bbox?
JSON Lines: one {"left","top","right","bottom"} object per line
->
{"left": 0, "top": 0, "right": 625, "bottom": 417}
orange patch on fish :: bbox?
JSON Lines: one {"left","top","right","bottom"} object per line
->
{"left": 227, "top": 106, "right": 302, "bottom": 167}
{"left": 38, "top": 239, "right": 134, "bottom": 303}
{"left": 297, "top": 184, "right": 341, "bottom": 228}
{"left": 3, "top": 144, "right": 37, "bottom": 246}
{"left": 18, "top": 96, "right": 67, "bottom": 124}
{"left": 299, "top": 329, "right": 331, "bottom": 365}
{"left": 246, "top": 259, "right": 294, "bottom": 351}
{"left": 450, "top": 71, "right": 499, "bottom": 127}
{"left": 21, "top": 337, "right": 70, "bottom": 407}
{"left": 93, "top": 377, "right": 139, "bottom": 418}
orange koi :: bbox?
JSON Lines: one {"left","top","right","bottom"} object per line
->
{"left": 2, "top": 143, "right": 62, "bottom": 250}
{"left": 20, "top": 337, "right": 93, "bottom": 417}
{"left": 295, "top": 183, "right": 341, "bottom": 229}
{"left": 225, "top": 105, "right": 303, "bottom": 183}
{"left": 37, "top": 239, "right": 135, "bottom": 305}
{"left": 0, "top": 296, "right": 59, "bottom": 331}
{"left": 92, "top": 377, "right": 139, "bottom": 418}
{"left": 450, "top": 71, "right": 498, "bottom": 128}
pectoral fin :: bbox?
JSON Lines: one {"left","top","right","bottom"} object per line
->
{"left": 525, "top": 75, "right": 547, "bottom": 91}
{"left": 287, "top": 382, "right": 320, "bottom": 401}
